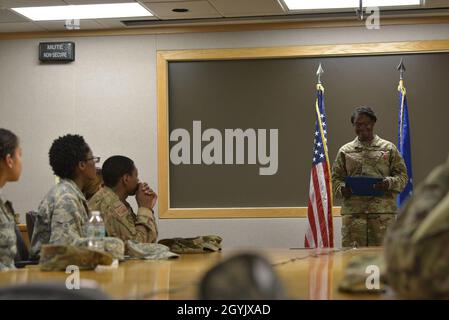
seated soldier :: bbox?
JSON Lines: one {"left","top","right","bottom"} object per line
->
{"left": 0, "top": 128, "right": 22, "bottom": 271}
{"left": 385, "top": 156, "right": 449, "bottom": 299}
{"left": 30, "top": 134, "right": 99, "bottom": 259}
{"left": 88, "top": 156, "right": 158, "bottom": 244}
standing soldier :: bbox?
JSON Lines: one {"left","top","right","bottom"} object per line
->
{"left": 332, "top": 107, "right": 408, "bottom": 247}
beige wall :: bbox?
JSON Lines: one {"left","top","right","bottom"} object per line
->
{"left": 1, "top": 23, "right": 449, "bottom": 248}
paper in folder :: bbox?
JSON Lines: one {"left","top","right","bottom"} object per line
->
{"left": 345, "top": 176, "right": 384, "bottom": 196}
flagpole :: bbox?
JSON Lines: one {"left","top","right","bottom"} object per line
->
{"left": 397, "top": 58, "right": 413, "bottom": 207}
{"left": 304, "top": 63, "right": 334, "bottom": 248}
{"left": 397, "top": 59, "right": 406, "bottom": 149}
{"left": 315, "top": 63, "right": 334, "bottom": 247}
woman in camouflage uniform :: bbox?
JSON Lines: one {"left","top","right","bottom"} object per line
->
{"left": 29, "top": 134, "right": 98, "bottom": 260}
{"left": 332, "top": 107, "right": 408, "bottom": 247}
{"left": 0, "top": 129, "right": 22, "bottom": 271}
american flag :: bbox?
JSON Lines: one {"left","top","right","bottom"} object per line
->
{"left": 304, "top": 84, "right": 334, "bottom": 248}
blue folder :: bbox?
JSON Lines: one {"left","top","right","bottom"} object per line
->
{"left": 345, "top": 176, "right": 384, "bottom": 196}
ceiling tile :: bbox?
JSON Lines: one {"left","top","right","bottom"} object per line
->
{"left": 208, "top": 0, "right": 285, "bottom": 17}
{"left": 143, "top": 0, "right": 222, "bottom": 20}
{"left": 0, "top": 22, "right": 46, "bottom": 32}
{"left": 0, "top": 9, "right": 30, "bottom": 23}
{"left": 0, "top": 0, "right": 447, "bottom": 33}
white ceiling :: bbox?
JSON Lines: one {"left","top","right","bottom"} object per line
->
{"left": 0, "top": 0, "right": 448, "bottom": 33}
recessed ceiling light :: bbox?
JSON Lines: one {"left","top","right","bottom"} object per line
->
{"left": 172, "top": 8, "right": 190, "bottom": 13}
{"left": 12, "top": 3, "right": 153, "bottom": 21}
{"left": 283, "top": 0, "right": 421, "bottom": 11}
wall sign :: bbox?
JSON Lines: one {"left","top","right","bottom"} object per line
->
{"left": 39, "top": 42, "right": 75, "bottom": 62}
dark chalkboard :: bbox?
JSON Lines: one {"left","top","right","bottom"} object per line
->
{"left": 158, "top": 43, "right": 449, "bottom": 217}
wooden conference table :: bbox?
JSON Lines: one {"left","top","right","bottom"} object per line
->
{"left": 0, "top": 247, "right": 389, "bottom": 300}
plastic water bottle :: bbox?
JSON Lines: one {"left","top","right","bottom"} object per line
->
{"left": 86, "top": 211, "right": 105, "bottom": 251}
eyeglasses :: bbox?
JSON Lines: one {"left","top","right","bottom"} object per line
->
{"left": 85, "top": 156, "right": 100, "bottom": 163}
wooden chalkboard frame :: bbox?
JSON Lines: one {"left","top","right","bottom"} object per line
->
{"left": 157, "top": 39, "right": 449, "bottom": 219}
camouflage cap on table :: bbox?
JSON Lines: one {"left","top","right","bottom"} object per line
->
{"left": 72, "top": 237, "right": 125, "bottom": 261}
{"left": 39, "top": 245, "right": 113, "bottom": 271}
{"left": 158, "top": 235, "right": 222, "bottom": 254}
{"left": 338, "top": 253, "right": 387, "bottom": 294}
{"left": 126, "top": 240, "right": 179, "bottom": 260}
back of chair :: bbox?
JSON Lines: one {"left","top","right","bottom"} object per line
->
{"left": 199, "top": 252, "right": 285, "bottom": 300}
{"left": 25, "top": 211, "right": 37, "bottom": 242}
{"left": 14, "top": 225, "right": 29, "bottom": 262}
{"left": 0, "top": 282, "right": 111, "bottom": 300}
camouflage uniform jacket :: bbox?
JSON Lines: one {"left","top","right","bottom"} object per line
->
{"left": 0, "top": 191, "right": 17, "bottom": 271}
{"left": 385, "top": 162, "right": 449, "bottom": 298}
{"left": 30, "top": 179, "right": 89, "bottom": 259}
{"left": 88, "top": 187, "right": 158, "bottom": 243}
{"left": 332, "top": 135, "right": 408, "bottom": 214}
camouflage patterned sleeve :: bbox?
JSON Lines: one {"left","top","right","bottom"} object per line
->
{"left": 384, "top": 163, "right": 449, "bottom": 298}
{"left": 331, "top": 149, "right": 347, "bottom": 199}
{"left": 385, "top": 145, "right": 408, "bottom": 193}
{"left": 104, "top": 204, "right": 157, "bottom": 243}
{"left": 0, "top": 221, "right": 17, "bottom": 271}
{"left": 49, "top": 195, "right": 84, "bottom": 245}
{"left": 135, "top": 208, "right": 158, "bottom": 243}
